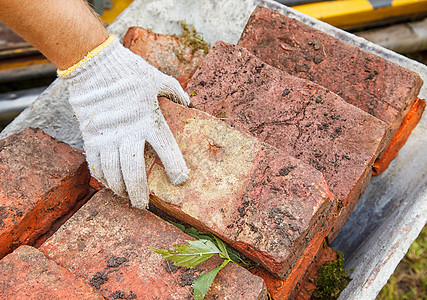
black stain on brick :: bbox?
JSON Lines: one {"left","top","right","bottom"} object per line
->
{"left": 86, "top": 210, "right": 98, "bottom": 221}
{"left": 164, "top": 260, "right": 180, "bottom": 274}
{"left": 111, "top": 290, "right": 137, "bottom": 300}
{"left": 278, "top": 165, "right": 295, "bottom": 176}
{"left": 282, "top": 89, "right": 290, "bottom": 96}
{"left": 89, "top": 271, "right": 108, "bottom": 289}
{"left": 111, "top": 290, "right": 125, "bottom": 299}
{"left": 313, "top": 55, "right": 324, "bottom": 64}
{"left": 179, "top": 269, "right": 198, "bottom": 287}
{"left": 0, "top": 206, "right": 9, "bottom": 228}
{"left": 107, "top": 256, "right": 128, "bottom": 268}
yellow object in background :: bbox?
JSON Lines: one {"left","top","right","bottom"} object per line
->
{"left": 100, "top": 0, "right": 134, "bottom": 24}
{"left": 293, "top": 0, "right": 427, "bottom": 29}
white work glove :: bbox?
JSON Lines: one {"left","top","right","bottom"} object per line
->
{"left": 58, "top": 34, "right": 190, "bottom": 209}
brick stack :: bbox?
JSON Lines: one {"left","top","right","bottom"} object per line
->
{"left": 121, "top": 6, "right": 422, "bottom": 299}
{"left": 0, "top": 129, "right": 267, "bottom": 299}
{"left": 237, "top": 6, "right": 425, "bottom": 177}
{"left": 184, "top": 7, "right": 421, "bottom": 298}
{"left": 236, "top": 5, "right": 424, "bottom": 244}
{"left": 185, "top": 41, "right": 389, "bottom": 242}
{"left": 40, "top": 189, "right": 267, "bottom": 299}
{"left": 0, "top": 5, "right": 423, "bottom": 300}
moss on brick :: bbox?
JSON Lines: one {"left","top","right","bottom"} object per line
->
{"left": 312, "top": 251, "right": 351, "bottom": 300}
{"left": 171, "top": 22, "right": 210, "bottom": 55}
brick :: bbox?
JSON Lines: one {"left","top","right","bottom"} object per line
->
{"left": 145, "top": 98, "right": 334, "bottom": 279}
{"left": 291, "top": 246, "right": 339, "bottom": 300}
{"left": 238, "top": 6, "right": 423, "bottom": 144}
{"left": 33, "top": 189, "right": 96, "bottom": 248}
{"left": 251, "top": 244, "right": 338, "bottom": 300}
{"left": 328, "top": 167, "right": 372, "bottom": 241}
{"left": 89, "top": 176, "right": 104, "bottom": 191}
{"left": 373, "top": 98, "right": 426, "bottom": 175}
{"left": 40, "top": 189, "right": 267, "bottom": 299}
{"left": 0, "top": 128, "right": 90, "bottom": 259}
{"left": 123, "top": 26, "right": 206, "bottom": 88}
{"left": 185, "top": 41, "right": 388, "bottom": 239}
{"left": 0, "top": 245, "right": 103, "bottom": 299}
{"left": 208, "top": 262, "right": 268, "bottom": 299}
{"left": 250, "top": 216, "right": 332, "bottom": 299}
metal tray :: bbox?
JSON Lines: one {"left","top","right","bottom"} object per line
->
{"left": 1, "top": 1, "right": 426, "bottom": 298}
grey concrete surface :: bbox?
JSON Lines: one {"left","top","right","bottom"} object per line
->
{"left": 1, "top": 1, "right": 426, "bottom": 299}
{"left": 357, "top": 18, "right": 427, "bottom": 53}
{"left": 0, "top": 79, "right": 82, "bottom": 149}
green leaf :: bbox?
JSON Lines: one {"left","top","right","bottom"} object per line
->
{"left": 168, "top": 222, "right": 251, "bottom": 267}
{"left": 171, "top": 222, "right": 186, "bottom": 232}
{"left": 151, "top": 239, "right": 220, "bottom": 268}
{"left": 169, "top": 222, "right": 215, "bottom": 242}
{"left": 214, "top": 236, "right": 230, "bottom": 260}
{"left": 193, "top": 260, "right": 230, "bottom": 300}
{"left": 186, "top": 227, "right": 214, "bottom": 241}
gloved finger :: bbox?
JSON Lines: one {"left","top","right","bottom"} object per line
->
{"left": 146, "top": 116, "right": 189, "bottom": 186}
{"left": 119, "top": 139, "right": 150, "bottom": 209}
{"left": 100, "top": 147, "right": 127, "bottom": 198}
{"left": 158, "top": 76, "right": 191, "bottom": 107}
{"left": 85, "top": 149, "right": 107, "bottom": 187}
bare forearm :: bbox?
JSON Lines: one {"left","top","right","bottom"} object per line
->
{"left": 0, "top": 0, "right": 108, "bottom": 69}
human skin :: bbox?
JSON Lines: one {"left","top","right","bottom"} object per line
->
{"left": 0, "top": 0, "right": 108, "bottom": 70}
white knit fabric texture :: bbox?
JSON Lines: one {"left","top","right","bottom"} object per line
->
{"left": 62, "top": 38, "right": 190, "bottom": 209}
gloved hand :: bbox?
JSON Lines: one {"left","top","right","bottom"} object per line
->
{"left": 58, "top": 34, "right": 190, "bottom": 209}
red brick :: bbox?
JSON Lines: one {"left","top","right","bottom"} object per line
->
{"left": 208, "top": 262, "right": 268, "bottom": 299}
{"left": 328, "top": 167, "right": 372, "bottom": 241}
{"left": 238, "top": 6, "right": 423, "bottom": 145}
{"left": 40, "top": 189, "right": 267, "bottom": 299}
{"left": 250, "top": 216, "right": 332, "bottom": 299}
{"left": 185, "top": 41, "right": 387, "bottom": 239}
{"left": 123, "top": 26, "right": 206, "bottom": 88}
{"left": 0, "top": 245, "right": 103, "bottom": 299}
{"left": 33, "top": 189, "right": 96, "bottom": 248}
{"left": 89, "top": 177, "right": 104, "bottom": 191}
{"left": 146, "top": 98, "right": 334, "bottom": 279}
{"left": 373, "top": 98, "right": 426, "bottom": 175}
{"left": 0, "top": 128, "right": 90, "bottom": 259}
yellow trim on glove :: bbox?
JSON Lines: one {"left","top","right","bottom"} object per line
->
{"left": 57, "top": 34, "right": 116, "bottom": 77}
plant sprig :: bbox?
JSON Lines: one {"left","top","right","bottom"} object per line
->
{"left": 151, "top": 224, "right": 249, "bottom": 299}
{"left": 152, "top": 239, "right": 221, "bottom": 268}
{"left": 169, "top": 222, "right": 251, "bottom": 268}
